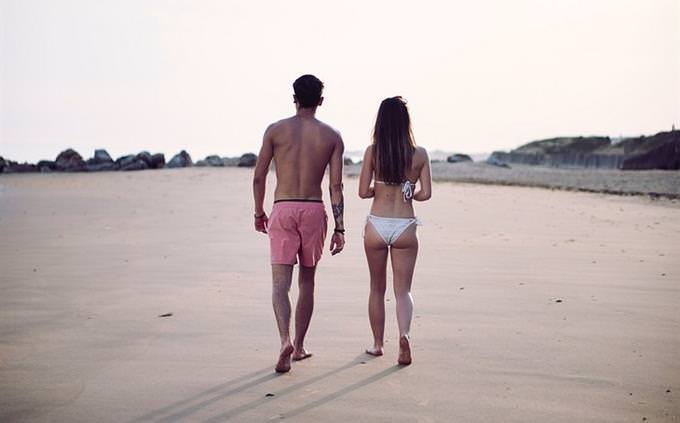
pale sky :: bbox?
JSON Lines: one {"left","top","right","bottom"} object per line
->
{"left": 1, "top": 0, "right": 678, "bottom": 162}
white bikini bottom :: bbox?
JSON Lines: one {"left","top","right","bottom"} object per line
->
{"left": 365, "top": 215, "right": 420, "bottom": 246}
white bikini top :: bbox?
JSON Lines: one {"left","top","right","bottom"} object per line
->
{"left": 374, "top": 180, "right": 415, "bottom": 202}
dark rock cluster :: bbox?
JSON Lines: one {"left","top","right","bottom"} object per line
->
{"left": 1, "top": 149, "right": 259, "bottom": 174}
{"left": 447, "top": 154, "right": 472, "bottom": 163}
{"left": 487, "top": 130, "right": 680, "bottom": 170}
{"left": 166, "top": 150, "right": 192, "bottom": 168}
{"left": 237, "top": 153, "right": 257, "bottom": 167}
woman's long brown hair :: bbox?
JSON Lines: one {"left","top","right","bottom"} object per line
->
{"left": 372, "top": 96, "right": 416, "bottom": 184}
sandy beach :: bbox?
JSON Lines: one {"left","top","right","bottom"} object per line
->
{"left": 1, "top": 167, "right": 679, "bottom": 422}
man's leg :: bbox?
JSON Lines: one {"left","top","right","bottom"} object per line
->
{"left": 272, "top": 264, "right": 295, "bottom": 373}
{"left": 293, "top": 265, "right": 316, "bottom": 360}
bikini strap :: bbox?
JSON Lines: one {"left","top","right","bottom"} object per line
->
{"left": 401, "top": 181, "right": 415, "bottom": 202}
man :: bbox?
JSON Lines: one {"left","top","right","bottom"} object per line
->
{"left": 252, "top": 74, "right": 345, "bottom": 373}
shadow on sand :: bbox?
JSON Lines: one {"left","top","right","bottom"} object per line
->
{"left": 201, "top": 357, "right": 403, "bottom": 422}
{"left": 129, "top": 353, "right": 399, "bottom": 422}
{"left": 277, "top": 365, "right": 403, "bottom": 419}
{"left": 126, "top": 366, "right": 274, "bottom": 423}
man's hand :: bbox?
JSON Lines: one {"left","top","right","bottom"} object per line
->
{"left": 330, "top": 231, "right": 345, "bottom": 255}
{"left": 254, "top": 213, "right": 268, "bottom": 233}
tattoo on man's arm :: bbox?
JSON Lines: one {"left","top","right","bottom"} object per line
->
{"left": 332, "top": 198, "right": 344, "bottom": 219}
{"left": 332, "top": 197, "right": 344, "bottom": 227}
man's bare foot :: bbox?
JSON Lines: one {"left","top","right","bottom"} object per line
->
{"left": 275, "top": 343, "right": 294, "bottom": 373}
{"left": 365, "top": 346, "right": 384, "bottom": 356}
{"left": 292, "top": 347, "right": 313, "bottom": 361}
{"left": 398, "top": 335, "right": 412, "bottom": 365}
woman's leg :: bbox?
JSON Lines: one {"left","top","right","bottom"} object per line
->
{"left": 390, "top": 224, "right": 418, "bottom": 364}
{"left": 364, "top": 221, "right": 389, "bottom": 355}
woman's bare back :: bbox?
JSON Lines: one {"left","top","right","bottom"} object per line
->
{"left": 359, "top": 146, "right": 431, "bottom": 217}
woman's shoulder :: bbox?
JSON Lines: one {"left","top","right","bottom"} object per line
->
{"left": 413, "top": 146, "right": 429, "bottom": 163}
{"left": 363, "top": 144, "right": 375, "bottom": 160}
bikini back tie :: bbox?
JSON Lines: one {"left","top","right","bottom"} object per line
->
{"left": 375, "top": 180, "right": 416, "bottom": 202}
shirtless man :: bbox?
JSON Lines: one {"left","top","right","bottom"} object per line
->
{"left": 252, "top": 74, "right": 345, "bottom": 373}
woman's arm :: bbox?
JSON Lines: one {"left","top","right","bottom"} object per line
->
{"left": 358, "top": 146, "right": 375, "bottom": 199}
{"left": 413, "top": 148, "right": 432, "bottom": 201}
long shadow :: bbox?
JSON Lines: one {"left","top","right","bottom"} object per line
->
{"left": 197, "top": 354, "right": 372, "bottom": 422}
{"left": 280, "top": 365, "right": 403, "bottom": 419}
{"left": 126, "top": 366, "right": 272, "bottom": 423}
{"left": 154, "top": 372, "right": 281, "bottom": 423}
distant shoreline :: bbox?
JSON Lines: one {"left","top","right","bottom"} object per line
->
{"left": 3, "top": 163, "right": 678, "bottom": 202}
{"left": 346, "top": 162, "right": 680, "bottom": 200}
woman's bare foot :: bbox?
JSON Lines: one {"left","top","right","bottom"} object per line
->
{"left": 275, "top": 343, "right": 294, "bottom": 373}
{"left": 292, "top": 347, "right": 313, "bottom": 361}
{"left": 398, "top": 335, "right": 412, "bottom": 365}
{"left": 365, "top": 346, "right": 384, "bottom": 356}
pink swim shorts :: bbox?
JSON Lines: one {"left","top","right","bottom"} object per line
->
{"left": 267, "top": 201, "right": 327, "bottom": 267}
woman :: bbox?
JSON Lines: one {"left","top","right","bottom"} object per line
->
{"left": 358, "top": 96, "right": 432, "bottom": 365}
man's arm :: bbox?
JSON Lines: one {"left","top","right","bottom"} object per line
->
{"left": 252, "top": 125, "right": 274, "bottom": 233}
{"left": 328, "top": 134, "right": 345, "bottom": 255}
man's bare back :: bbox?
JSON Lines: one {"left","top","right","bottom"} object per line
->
{"left": 266, "top": 114, "right": 343, "bottom": 201}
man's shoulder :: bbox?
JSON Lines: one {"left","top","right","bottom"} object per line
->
{"left": 266, "top": 117, "right": 293, "bottom": 132}
{"left": 315, "top": 119, "right": 342, "bottom": 141}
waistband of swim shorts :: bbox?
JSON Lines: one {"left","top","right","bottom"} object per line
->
{"left": 274, "top": 199, "right": 323, "bottom": 204}
{"left": 272, "top": 199, "right": 325, "bottom": 209}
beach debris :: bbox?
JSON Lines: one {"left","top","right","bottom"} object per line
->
{"left": 166, "top": 150, "right": 193, "bottom": 168}
{"left": 237, "top": 153, "right": 258, "bottom": 167}
{"left": 158, "top": 313, "right": 173, "bottom": 318}
{"left": 265, "top": 393, "right": 275, "bottom": 397}
{"left": 459, "top": 287, "right": 465, "bottom": 290}
{"left": 667, "top": 389, "right": 672, "bottom": 393}
{"left": 555, "top": 299, "right": 563, "bottom": 303}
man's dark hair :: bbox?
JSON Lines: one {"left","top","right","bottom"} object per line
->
{"left": 293, "top": 74, "right": 324, "bottom": 108}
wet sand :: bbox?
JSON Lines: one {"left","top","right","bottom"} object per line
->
{"left": 1, "top": 167, "right": 678, "bottom": 422}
